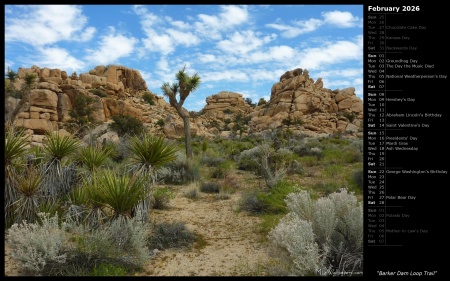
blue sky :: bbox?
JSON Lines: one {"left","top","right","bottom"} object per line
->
{"left": 5, "top": 4, "right": 363, "bottom": 112}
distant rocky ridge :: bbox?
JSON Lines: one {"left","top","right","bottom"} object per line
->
{"left": 5, "top": 65, "right": 363, "bottom": 146}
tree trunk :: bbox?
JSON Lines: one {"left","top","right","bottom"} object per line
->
{"left": 57, "top": 93, "right": 63, "bottom": 121}
{"left": 182, "top": 116, "right": 192, "bottom": 159}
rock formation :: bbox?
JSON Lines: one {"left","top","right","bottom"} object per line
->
{"left": 249, "top": 68, "right": 363, "bottom": 137}
{"left": 5, "top": 65, "right": 363, "bottom": 147}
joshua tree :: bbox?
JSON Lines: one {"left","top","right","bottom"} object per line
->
{"left": 161, "top": 66, "right": 201, "bottom": 159}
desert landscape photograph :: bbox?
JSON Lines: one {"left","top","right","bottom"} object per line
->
{"left": 4, "top": 4, "right": 364, "bottom": 276}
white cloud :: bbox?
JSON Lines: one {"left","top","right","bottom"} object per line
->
{"left": 322, "top": 10, "right": 360, "bottom": 28}
{"left": 135, "top": 7, "right": 200, "bottom": 55}
{"left": 169, "top": 19, "right": 191, "bottom": 30}
{"left": 167, "top": 29, "right": 200, "bottom": 47}
{"left": 249, "top": 69, "right": 284, "bottom": 82}
{"left": 34, "top": 46, "right": 86, "bottom": 73}
{"left": 198, "top": 54, "right": 216, "bottom": 63}
{"left": 266, "top": 18, "right": 323, "bottom": 38}
{"left": 5, "top": 5, "right": 95, "bottom": 46}
{"left": 85, "top": 27, "right": 138, "bottom": 65}
{"left": 202, "top": 70, "right": 249, "bottom": 82}
{"left": 142, "top": 32, "right": 174, "bottom": 55}
{"left": 217, "top": 30, "right": 273, "bottom": 55}
{"left": 298, "top": 37, "right": 363, "bottom": 69}
{"left": 315, "top": 68, "right": 363, "bottom": 78}
{"left": 195, "top": 5, "right": 249, "bottom": 39}
{"left": 247, "top": 45, "right": 295, "bottom": 64}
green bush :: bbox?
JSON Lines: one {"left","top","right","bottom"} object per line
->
{"left": 200, "top": 182, "right": 220, "bottom": 193}
{"left": 92, "top": 263, "right": 128, "bottom": 276}
{"left": 89, "top": 89, "right": 107, "bottom": 98}
{"left": 351, "top": 169, "right": 364, "bottom": 192}
{"left": 210, "top": 160, "right": 234, "bottom": 179}
{"left": 312, "top": 181, "right": 343, "bottom": 196}
{"left": 142, "top": 93, "right": 155, "bottom": 105}
{"left": 238, "top": 189, "right": 266, "bottom": 214}
{"left": 257, "top": 181, "right": 300, "bottom": 214}
{"left": 109, "top": 115, "right": 144, "bottom": 137}
{"left": 156, "top": 118, "right": 165, "bottom": 127}
{"left": 69, "top": 94, "right": 97, "bottom": 126}
{"left": 151, "top": 187, "right": 175, "bottom": 209}
{"left": 148, "top": 222, "right": 195, "bottom": 250}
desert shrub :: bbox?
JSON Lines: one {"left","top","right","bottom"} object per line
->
{"left": 69, "top": 94, "right": 97, "bottom": 127}
{"left": 109, "top": 115, "right": 144, "bottom": 137}
{"left": 157, "top": 152, "right": 200, "bottom": 184}
{"left": 324, "top": 164, "right": 344, "bottom": 178}
{"left": 219, "top": 139, "right": 253, "bottom": 160}
{"left": 287, "top": 159, "right": 304, "bottom": 174}
{"left": 342, "top": 147, "right": 363, "bottom": 163}
{"left": 220, "top": 174, "right": 240, "bottom": 192}
{"left": 210, "top": 160, "right": 234, "bottom": 179}
{"left": 237, "top": 146, "right": 262, "bottom": 173}
{"left": 312, "top": 181, "right": 343, "bottom": 196}
{"left": 183, "top": 187, "right": 199, "bottom": 199}
{"left": 92, "top": 263, "right": 128, "bottom": 276}
{"left": 89, "top": 88, "right": 107, "bottom": 98}
{"left": 268, "top": 188, "right": 363, "bottom": 276}
{"left": 257, "top": 181, "right": 301, "bottom": 214}
{"left": 148, "top": 222, "right": 195, "bottom": 250}
{"left": 298, "top": 155, "right": 321, "bottom": 167}
{"left": 215, "top": 190, "right": 231, "bottom": 200}
{"left": 323, "top": 147, "right": 362, "bottom": 164}
{"left": 340, "top": 112, "right": 356, "bottom": 123}
{"left": 200, "top": 182, "right": 220, "bottom": 193}
{"left": 200, "top": 155, "right": 226, "bottom": 167}
{"left": 238, "top": 144, "right": 294, "bottom": 188}
{"left": 257, "top": 98, "right": 267, "bottom": 106}
{"left": 142, "top": 92, "right": 155, "bottom": 105}
{"left": 351, "top": 169, "right": 364, "bottom": 192}
{"left": 151, "top": 187, "right": 175, "bottom": 209}
{"left": 69, "top": 216, "right": 152, "bottom": 269}
{"left": 7, "top": 213, "right": 67, "bottom": 275}
{"left": 238, "top": 189, "right": 266, "bottom": 214}
{"left": 291, "top": 145, "right": 324, "bottom": 160}
{"left": 156, "top": 118, "right": 165, "bottom": 127}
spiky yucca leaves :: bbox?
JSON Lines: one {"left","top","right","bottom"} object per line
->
{"left": 43, "top": 132, "right": 80, "bottom": 163}
{"left": 75, "top": 143, "right": 114, "bottom": 173}
{"left": 13, "top": 166, "right": 44, "bottom": 223}
{"left": 41, "top": 132, "right": 80, "bottom": 199}
{"left": 92, "top": 169, "right": 150, "bottom": 222}
{"left": 65, "top": 178, "right": 108, "bottom": 229}
{"left": 127, "top": 133, "right": 179, "bottom": 177}
{"left": 5, "top": 125, "right": 30, "bottom": 227}
{"left": 127, "top": 133, "right": 179, "bottom": 222}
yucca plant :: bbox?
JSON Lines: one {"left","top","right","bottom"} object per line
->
{"left": 5, "top": 125, "right": 30, "bottom": 227}
{"left": 92, "top": 169, "right": 149, "bottom": 222}
{"left": 127, "top": 133, "right": 179, "bottom": 177}
{"left": 13, "top": 166, "right": 44, "bottom": 223}
{"left": 41, "top": 132, "right": 80, "bottom": 199}
{"left": 75, "top": 143, "right": 113, "bottom": 173}
{"left": 67, "top": 178, "right": 108, "bottom": 228}
{"left": 127, "top": 133, "right": 179, "bottom": 222}
{"left": 43, "top": 131, "right": 81, "bottom": 163}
